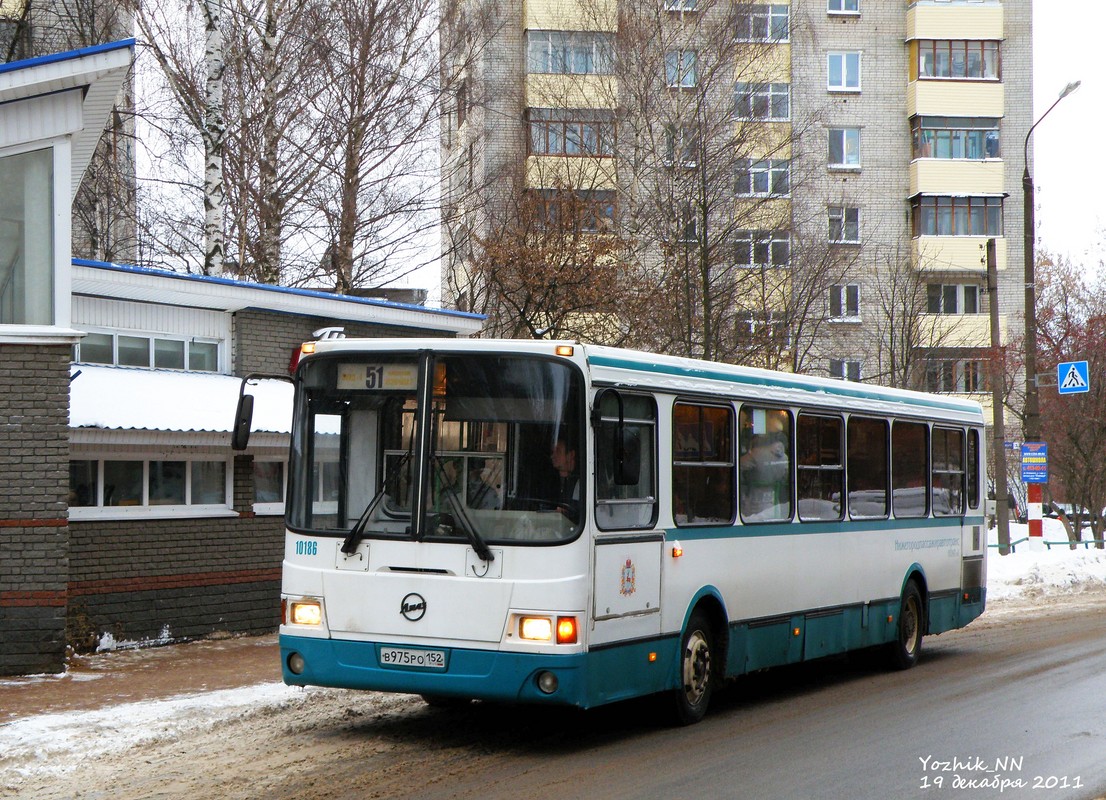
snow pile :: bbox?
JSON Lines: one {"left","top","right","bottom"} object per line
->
{"left": 0, "top": 683, "right": 305, "bottom": 783}
{"left": 987, "top": 520, "right": 1106, "bottom": 602}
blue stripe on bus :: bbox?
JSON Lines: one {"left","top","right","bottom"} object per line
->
{"left": 669, "top": 515, "right": 986, "bottom": 541}
{"left": 586, "top": 354, "right": 982, "bottom": 415}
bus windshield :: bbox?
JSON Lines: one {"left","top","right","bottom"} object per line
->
{"left": 288, "top": 352, "right": 584, "bottom": 545}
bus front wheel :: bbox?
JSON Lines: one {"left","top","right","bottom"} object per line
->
{"left": 668, "top": 610, "right": 716, "bottom": 725}
{"left": 886, "top": 581, "right": 924, "bottom": 670}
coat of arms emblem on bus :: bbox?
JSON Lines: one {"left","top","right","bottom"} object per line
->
{"left": 620, "top": 559, "right": 636, "bottom": 596}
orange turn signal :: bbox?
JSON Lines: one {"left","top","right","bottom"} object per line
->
{"left": 556, "top": 616, "right": 578, "bottom": 644}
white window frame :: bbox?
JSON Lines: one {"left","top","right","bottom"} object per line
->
{"left": 252, "top": 458, "right": 288, "bottom": 516}
{"left": 73, "top": 327, "right": 224, "bottom": 372}
{"left": 665, "top": 125, "right": 699, "bottom": 167}
{"left": 734, "top": 4, "right": 790, "bottom": 42}
{"left": 736, "top": 159, "right": 790, "bottom": 197}
{"left": 733, "top": 82, "right": 790, "bottom": 121}
{"left": 734, "top": 230, "right": 791, "bottom": 268}
{"left": 927, "top": 283, "right": 982, "bottom": 315}
{"left": 663, "top": 0, "right": 698, "bottom": 11}
{"left": 827, "top": 0, "right": 859, "bottom": 14}
{"left": 829, "top": 284, "right": 860, "bottom": 320}
{"left": 666, "top": 49, "right": 699, "bottom": 89}
{"left": 830, "top": 359, "right": 862, "bottom": 382}
{"left": 68, "top": 456, "right": 235, "bottom": 521}
{"left": 828, "top": 205, "right": 860, "bottom": 243}
{"left": 827, "top": 51, "right": 861, "bottom": 92}
{"left": 828, "top": 127, "right": 861, "bottom": 169}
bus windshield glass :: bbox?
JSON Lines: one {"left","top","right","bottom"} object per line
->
{"left": 288, "top": 352, "right": 584, "bottom": 545}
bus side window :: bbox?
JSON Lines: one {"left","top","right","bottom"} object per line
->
{"left": 931, "top": 427, "right": 965, "bottom": 516}
{"left": 673, "top": 402, "right": 735, "bottom": 526}
{"left": 738, "top": 407, "right": 792, "bottom": 523}
{"left": 595, "top": 394, "right": 657, "bottom": 530}
{"left": 891, "top": 421, "right": 929, "bottom": 518}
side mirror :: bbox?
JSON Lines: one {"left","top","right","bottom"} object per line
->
{"left": 592, "top": 388, "right": 640, "bottom": 486}
{"left": 231, "top": 392, "right": 255, "bottom": 451}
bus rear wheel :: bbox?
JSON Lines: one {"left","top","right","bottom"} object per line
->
{"left": 669, "top": 611, "right": 716, "bottom": 725}
{"left": 886, "top": 581, "right": 924, "bottom": 670}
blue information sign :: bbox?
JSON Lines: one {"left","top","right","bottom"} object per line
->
{"left": 1057, "top": 361, "right": 1090, "bottom": 394}
{"left": 1021, "top": 442, "right": 1048, "bottom": 484}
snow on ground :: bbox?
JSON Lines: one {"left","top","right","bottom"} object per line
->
{"left": 2, "top": 518, "right": 1105, "bottom": 785}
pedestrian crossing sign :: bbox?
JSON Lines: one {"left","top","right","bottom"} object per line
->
{"left": 1057, "top": 360, "right": 1090, "bottom": 394}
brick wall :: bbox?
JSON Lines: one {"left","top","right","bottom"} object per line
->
{"left": 0, "top": 344, "right": 71, "bottom": 675}
{"left": 66, "top": 454, "right": 284, "bottom": 647}
{"left": 233, "top": 310, "right": 441, "bottom": 376}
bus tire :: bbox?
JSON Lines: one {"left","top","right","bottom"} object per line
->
{"left": 669, "top": 610, "right": 716, "bottom": 725}
{"left": 886, "top": 581, "right": 924, "bottom": 671}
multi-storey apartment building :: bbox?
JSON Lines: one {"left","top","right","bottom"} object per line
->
{"left": 442, "top": 0, "right": 1030, "bottom": 413}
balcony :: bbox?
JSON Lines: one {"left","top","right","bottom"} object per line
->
{"left": 906, "top": 3, "right": 1003, "bottom": 41}
{"left": 909, "top": 159, "right": 1004, "bottom": 196}
{"left": 913, "top": 236, "right": 1005, "bottom": 273}
{"left": 525, "top": 0, "right": 616, "bottom": 31}
{"left": 526, "top": 74, "right": 617, "bottom": 109}
{"left": 908, "top": 80, "right": 1003, "bottom": 117}
{"left": 918, "top": 312, "right": 1003, "bottom": 349}
{"left": 525, "top": 155, "right": 617, "bottom": 189}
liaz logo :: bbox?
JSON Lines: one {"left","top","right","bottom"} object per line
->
{"left": 400, "top": 593, "right": 427, "bottom": 621}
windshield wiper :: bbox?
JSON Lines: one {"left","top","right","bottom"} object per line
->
{"left": 340, "top": 450, "right": 410, "bottom": 556}
{"left": 431, "top": 456, "right": 495, "bottom": 564}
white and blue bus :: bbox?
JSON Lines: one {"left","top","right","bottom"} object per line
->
{"left": 238, "top": 338, "right": 987, "bottom": 723}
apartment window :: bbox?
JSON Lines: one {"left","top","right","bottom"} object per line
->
{"left": 927, "top": 283, "right": 981, "bottom": 315}
{"left": 74, "top": 330, "right": 222, "bottom": 372}
{"left": 528, "top": 108, "right": 616, "bottom": 157}
{"left": 828, "top": 0, "right": 859, "bottom": 13}
{"left": 912, "top": 117, "right": 1000, "bottom": 160}
{"left": 530, "top": 188, "right": 616, "bottom": 232}
{"left": 827, "top": 52, "right": 861, "bottom": 91}
{"left": 734, "top": 4, "right": 789, "bottom": 42}
{"left": 527, "top": 31, "right": 614, "bottom": 75}
{"left": 735, "top": 230, "right": 790, "bottom": 268}
{"left": 0, "top": 148, "right": 54, "bottom": 326}
{"left": 664, "top": 0, "right": 698, "bottom": 10}
{"left": 665, "top": 125, "right": 699, "bottom": 166}
{"left": 675, "top": 203, "right": 699, "bottom": 243}
{"left": 828, "top": 127, "right": 861, "bottom": 168}
{"left": 666, "top": 49, "right": 698, "bottom": 88}
{"left": 917, "top": 40, "right": 1000, "bottom": 81}
{"left": 912, "top": 196, "right": 1002, "bottom": 237}
{"left": 828, "top": 205, "right": 859, "bottom": 243}
{"left": 69, "top": 458, "right": 231, "bottom": 517}
{"left": 830, "top": 359, "right": 861, "bottom": 382}
{"left": 925, "top": 360, "right": 986, "bottom": 393}
{"left": 737, "top": 311, "right": 791, "bottom": 348}
{"left": 735, "top": 158, "right": 790, "bottom": 196}
{"left": 829, "top": 284, "right": 860, "bottom": 319}
{"left": 734, "top": 82, "right": 790, "bottom": 120}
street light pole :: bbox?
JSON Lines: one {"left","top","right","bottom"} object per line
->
{"left": 1022, "top": 80, "right": 1080, "bottom": 538}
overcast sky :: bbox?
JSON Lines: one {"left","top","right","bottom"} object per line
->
{"left": 1031, "top": 0, "right": 1102, "bottom": 269}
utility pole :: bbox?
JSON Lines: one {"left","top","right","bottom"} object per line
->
{"left": 987, "top": 238, "right": 1010, "bottom": 554}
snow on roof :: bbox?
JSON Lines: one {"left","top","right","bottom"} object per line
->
{"left": 69, "top": 364, "right": 293, "bottom": 435}
{"left": 72, "top": 259, "right": 485, "bottom": 335}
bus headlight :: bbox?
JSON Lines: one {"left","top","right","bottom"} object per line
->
{"left": 519, "top": 616, "right": 553, "bottom": 641}
{"left": 289, "top": 600, "right": 323, "bottom": 626}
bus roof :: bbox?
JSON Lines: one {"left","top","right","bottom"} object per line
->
{"left": 305, "top": 338, "right": 985, "bottom": 424}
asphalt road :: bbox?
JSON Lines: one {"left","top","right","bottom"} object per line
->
{"left": 263, "top": 593, "right": 1106, "bottom": 800}
{"left": 7, "top": 592, "right": 1106, "bottom": 800}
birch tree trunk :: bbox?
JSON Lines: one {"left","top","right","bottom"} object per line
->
{"left": 202, "top": 0, "right": 226, "bottom": 275}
